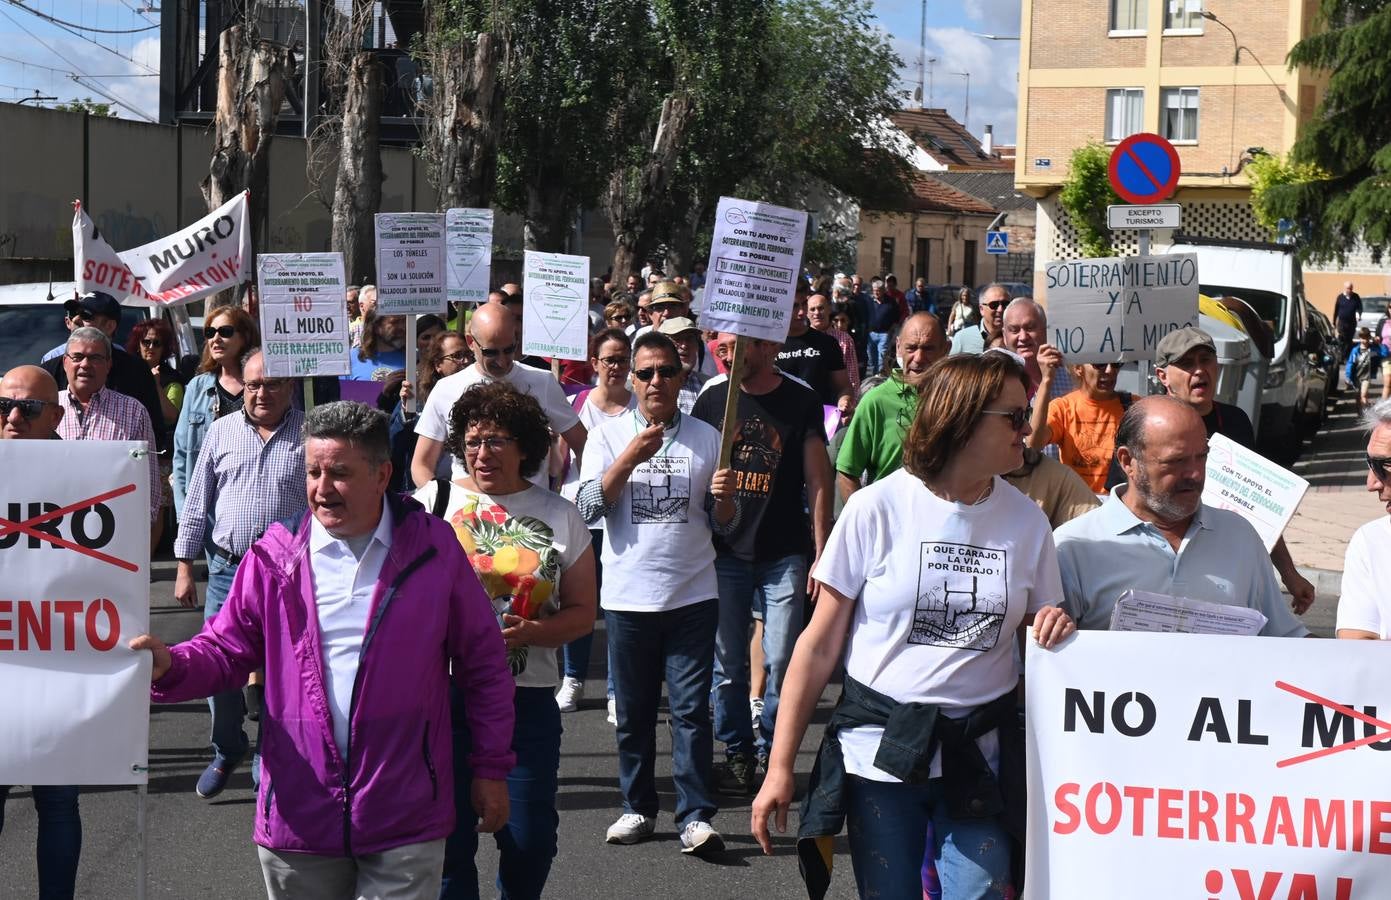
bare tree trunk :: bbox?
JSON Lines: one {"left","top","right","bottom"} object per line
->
{"left": 524, "top": 179, "right": 574, "bottom": 252}
{"left": 331, "top": 51, "right": 382, "bottom": 284}
{"left": 666, "top": 196, "right": 709, "bottom": 277}
{"left": 202, "top": 24, "right": 292, "bottom": 307}
{"left": 425, "top": 33, "right": 507, "bottom": 210}
{"left": 605, "top": 92, "right": 693, "bottom": 281}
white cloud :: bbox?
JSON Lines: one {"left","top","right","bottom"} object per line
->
{"left": 962, "top": 0, "right": 1022, "bottom": 29}
{"left": 888, "top": 28, "right": 1021, "bottom": 144}
{"left": 0, "top": 23, "right": 160, "bottom": 120}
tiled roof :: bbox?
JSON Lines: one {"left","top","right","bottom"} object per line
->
{"left": 890, "top": 108, "right": 1012, "bottom": 171}
{"left": 902, "top": 173, "right": 997, "bottom": 215}
{"left": 931, "top": 172, "right": 1034, "bottom": 211}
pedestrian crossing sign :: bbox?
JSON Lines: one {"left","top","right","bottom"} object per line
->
{"left": 986, "top": 231, "right": 1009, "bottom": 254}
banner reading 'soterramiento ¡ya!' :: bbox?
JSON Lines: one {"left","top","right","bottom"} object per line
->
{"left": 0, "top": 441, "right": 151, "bottom": 785}
{"left": 72, "top": 191, "right": 251, "bottom": 307}
{"left": 1026, "top": 632, "right": 1391, "bottom": 899}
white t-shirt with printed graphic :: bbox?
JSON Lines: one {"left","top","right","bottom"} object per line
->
{"left": 814, "top": 468, "right": 1062, "bottom": 782}
{"left": 413, "top": 480, "right": 589, "bottom": 689}
{"left": 579, "top": 409, "right": 720, "bottom": 613}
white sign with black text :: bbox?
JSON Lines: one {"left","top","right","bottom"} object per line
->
{"left": 257, "top": 253, "right": 350, "bottom": 377}
{"left": 374, "top": 212, "right": 447, "bottom": 315}
{"left": 445, "top": 208, "right": 494, "bottom": 304}
{"left": 699, "top": 197, "right": 808, "bottom": 343}
{"left": 522, "top": 250, "right": 590, "bottom": 361}
{"left": 1043, "top": 253, "right": 1199, "bottom": 365}
{"left": 1108, "top": 204, "right": 1182, "bottom": 230}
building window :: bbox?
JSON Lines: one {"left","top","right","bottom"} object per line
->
{"left": 1164, "top": 0, "right": 1204, "bottom": 31}
{"left": 880, "top": 237, "right": 895, "bottom": 277}
{"left": 1105, "top": 89, "right": 1144, "bottom": 142}
{"left": 1110, "top": 0, "right": 1146, "bottom": 32}
{"left": 1161, "top": 87, "right": 1199, "bottom": 142}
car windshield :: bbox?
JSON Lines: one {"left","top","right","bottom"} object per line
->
{"left": 1201, "top": 285, "right": 1287, "bottom": 337}
{"left": 0, "top": 304, "right": 137, "bottom": 372}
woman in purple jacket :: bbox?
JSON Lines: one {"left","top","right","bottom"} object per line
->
{"left": 131, "top": 401, "right": 516, "bottom": 900}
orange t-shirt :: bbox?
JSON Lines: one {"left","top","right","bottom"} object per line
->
{"left": 1045, "top": 390, "right": 1125, "bottom": 493}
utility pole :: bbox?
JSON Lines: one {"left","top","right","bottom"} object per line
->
{"left": 928, "top": 57, "right": 937, "bottom": 107}
{"left": 917, "top": 0, "right": 927, "bottom": 107}
{"left": 953, "top": 71, "right": 970, "bottom": 131}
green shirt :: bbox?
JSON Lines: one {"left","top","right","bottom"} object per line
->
{"left": 835, "top": 372, "right": 920, "bottom": 484}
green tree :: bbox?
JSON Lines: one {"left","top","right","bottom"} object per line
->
{"left": 1245, "top": 151, "right": 1327, "bottom": 237}
{"left": 1264, "top": 0, "right": 1391, "bottom": 261}
{"left": 1059, "top": 142, "right": 1120, "bottom": 257}
{"left": 54, "top": 98, "right": 115, "bottom": 116}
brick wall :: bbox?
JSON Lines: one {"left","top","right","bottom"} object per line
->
{"left": 1159, "top": 1, "right": 1291, "bottom": 68}
{"left": 1030, "top": 0, "right": 1147, "bottom": 68}
{"left": 1023, "top": 87, "right": 1109, "bottom": 179}
{"left": 1173, "top": 84, "right": 1288, "bottom": 172}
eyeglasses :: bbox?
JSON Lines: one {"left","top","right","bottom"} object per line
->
{"left": 205, "top": 325, "right": 238, "bottom": 340}
{"left": 440, "top": 351, "right": 469, "bottom": 364}
{"left": 463, "top": 436, "right": 515, "bottom": 453}
{"left": 649, "top": 302, "right": 682, "bottom": 314}
{"left": 71, "top": 310, "right": 97, "bottom": 322}
{"left": 473, "top": 342, "right": 516, "bottom": 359}
{"left": 632, "top": 364, "right": 681, "bottom": 382}
{"left": 1368, "top": 454, "right": 1391, "bottom": 485}
{"left": 245, "top": 379, "right": 291, "bottom": 393}
{"left": 596, "top": 356, "right": 630, "bottom": 369}
{"left": 65, "top": 351, "right": 109, "bottom": 365}
{"left": 0, "top": 396, "right": 58, "bottom": 420}
{"left": 607, "top": 314, "right": 632, "bottom": 323}
{"left": 980, "top": 406, "right": 1032, "bottom": 431}
{"left": 140, "top": 338, "right": 163, "bottom": 349}
{"left": 985, "top": 300, "right": 1009, "bottom": 311}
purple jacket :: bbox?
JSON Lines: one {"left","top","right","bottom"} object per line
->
{"left": 152, "top": 492, "right": 516, "bottom": 856}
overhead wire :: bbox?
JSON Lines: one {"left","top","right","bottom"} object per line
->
{"left": 0, "top": 5, "right": 159, "bottom": 72}
{"left": 3, "top": 0, "right": 157, "bottom": 33}
{"left": 0, "top": 4, "right": 156, "bottom": 112}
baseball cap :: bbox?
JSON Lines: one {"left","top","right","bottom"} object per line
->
{"left": 64, "top": 291, "right": 121, "bottom": 322}
{"left": 656, "top": 316, "right": 700, "bottom": 337}
{"left": 1154, "top": 326, "right": 1216, "bottom": 367}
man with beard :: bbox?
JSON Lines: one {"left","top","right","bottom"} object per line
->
{"left": 1053, "top": 396, "right": 1308, "bottom": 637}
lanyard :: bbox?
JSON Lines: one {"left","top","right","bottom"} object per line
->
{"left": 633, "top": 409, "right": 682, "bottom": 458}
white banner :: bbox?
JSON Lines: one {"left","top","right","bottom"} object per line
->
{"left": 1043, "top": 253, "right": 1199, "bottom": 364}
{"left": 1027, "top": 633, "right": 1391, "bottom": 898}
{"left": 699, "top": 196, "right": 808, "bottom": 343}
{"left": 73, "top": 193, "right": 252, "bottom": 307}
{"left": 446, "top": 208, "right": 494, "bottom": 304}
{"left": 0, "top": 441, "right": 151, "bottom": 785}
{"left": 257, "top": 253, "right": 351, "bottom": 378}
{"left": 522, "top": 250, "right": 590, "bottom": 361}
{"left": 374, "top": 212, "right": 447, "bottom": 315}
{"left": 1203, "top": 433, "right": 1309, "bottom": 551}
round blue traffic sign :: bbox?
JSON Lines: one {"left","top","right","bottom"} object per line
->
{"left": 1108, "top": 133, "right": 1182, "bottom": 204}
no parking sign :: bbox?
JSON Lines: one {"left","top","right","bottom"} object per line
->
{"left": 1108, "top": 133, "right": 1182, "bottom": 205}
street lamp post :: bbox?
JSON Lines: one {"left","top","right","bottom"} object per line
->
{"left": 953, "top": 71, "right": 970, "bottom": 131}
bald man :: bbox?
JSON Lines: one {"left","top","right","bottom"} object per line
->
{"left": 411, "top": 303, "right": 585, "bottom": 488}
{"left": 835, "top": 312, "right": 947, "bottom": 501}
{"left": 1, "top": 365, "right": 65, "bottom": 440}
{"left": 1054, "top": 396, "right": 1309, "bottom": 637}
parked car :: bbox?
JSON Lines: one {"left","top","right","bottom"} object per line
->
{"left": 1357, "top": 295, "right": 1391, "bottom": 340}
{"left": 1304, "top": 302, "right": 1340, "bottom": 407}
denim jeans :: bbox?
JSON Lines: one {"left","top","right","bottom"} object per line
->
{"left": 0, "top": 785, "right": 82, "bottom": 900}
{"left": 867, "top": 331, "right": 892, "bottom": 375}
{"left": 205, "top": 550, "right": 249, "bottom": 762}
{"left": 607, "top": 599, "right": 718, "bottom": 827}
{"left": 561, "top": 530, "right": 614, "bottom": 697}
{"left": 713, "top": 553, "right": 806, "bottom": 757}
{"left": 845, "top": 774, "right": 1012, "bottom": 900}
{"left": 440, "top": 686, "right": 562, "bottom": 900}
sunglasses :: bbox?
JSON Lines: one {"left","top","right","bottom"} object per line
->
{"left": 985, "top": 300, "right": 1009, "bottom": 311}
{"left": 205, "top": 324, "right": 238, "bottom": 340}
{"left": 140, "top": 338, "right": 163, "bottom": 348}
{"left": 474, "top": 343, "right": 516, "bottom": 359}
{"left": 71, "top": 310, "right": 98, "bottom": 322}
{"left": 1368, "top": 454, "right": 1391, "bottom": 485}
{"left": 632, "top": 364, "right": 681, "bottom": 382}
{"left": 980, "top": 406, "right": 1032, "bottom": 431}
{"left": 0, "top": 396, "right": 58, "bottom": 420}
{"left": 608, "top": 314, "right": 632, "bottom": 323}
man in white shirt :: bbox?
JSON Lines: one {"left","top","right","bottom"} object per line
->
{"left": 1336, "top": 399, "right": 1391, "bottom": 639}
{"left": 412, "top": 303, "right": 585, "bottom": 488}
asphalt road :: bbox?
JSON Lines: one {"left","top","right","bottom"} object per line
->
{"left": 0, "top": 556, "right": 840, "bottom": 900}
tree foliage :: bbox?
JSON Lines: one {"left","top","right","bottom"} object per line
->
{"left": 1059, "top": 142, "right": 1120, "bottom": 258}
{"left": 1246, "top": 151, "right": 1328, "bottom": 237}
{"left": 1265, "top": 0, "right": 1391, "bottom": 261}
{"left": 54, "top": 98, "right": 115, "bottom": 116}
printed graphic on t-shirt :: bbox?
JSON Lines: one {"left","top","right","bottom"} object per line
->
{"left": 731, "top": 415, "right": 783, "bottom": 497}
{"left": 909, "top": 541, "right": 1008, "bottom": 651}
{"left": 631, "top": 456, "right": 691, "bottom": 524}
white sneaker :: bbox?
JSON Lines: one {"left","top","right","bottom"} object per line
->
{"left": 606, "top": 695, "right": 617, "bottom": 726}
{"left": 605, "top": 812, "right": 655, "bottom": 845}
{"left": 750, "top": 696, "right": 764, "bottom": 731}
{"left": 555, "top": 676, "right": 584, "bottom": 713}
{"left": 679, "top": 820, "right": 725, "bottom": 856}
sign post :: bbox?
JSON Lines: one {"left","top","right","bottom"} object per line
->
{"left": 374, "top": 213, "right": 447, "bottom": 413}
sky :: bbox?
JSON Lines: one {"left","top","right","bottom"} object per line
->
{"left": 0, "top": 0, "right": 1023, "bottom": 142}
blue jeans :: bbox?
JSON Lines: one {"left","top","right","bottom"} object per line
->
{"left": 713, "top": 553, "right": 806, "bottom": 757}
{"left": 205, "top": 550, "right": 249, "bottom": 762}
{"left": 846, "top": 775, "right": 1011, "bottom": 899}
{"left": 0, "top": 785, "right": 81, "bottom": 900}
{"left": 440, "top": 686, "right": 562, "bottom": 900}
{"left": 561, "top": 531, "right": 614, "bottom": 697}
{"left": 867, "top": 331, "right": 892, "bottom": 375}
{"left": 607, "top": 599, "right": 718, "bottom": 827}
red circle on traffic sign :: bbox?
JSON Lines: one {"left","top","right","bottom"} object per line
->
{"left": 1108, "top": 133, "right": 1182, "bottom": 204}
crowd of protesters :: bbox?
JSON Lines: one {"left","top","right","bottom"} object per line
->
{"left": 4, "top": 263, "right": 1387, "bottom": 900}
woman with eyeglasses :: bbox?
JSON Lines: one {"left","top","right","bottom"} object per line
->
{"left": 752, "top": 352, "right": 1074, "bottom": 900}
{"left": 414, "top": 381, "right": 597, "bottom": 900}
{"left": 128, "top": 318, "right": 186, "bottom": 545}
{"left": 555, "top": 328, "right": 636, "bottom": 720}
{"left": 605, "top": 298, "right": 636, "bottom": 331}
{"left": 173, "top": 307, "right": 260, "bottom": 518}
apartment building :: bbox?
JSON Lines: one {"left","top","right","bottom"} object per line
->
{"left": 1013, "top": 0, "right": 1386, "bottom": 306}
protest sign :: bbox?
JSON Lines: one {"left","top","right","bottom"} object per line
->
{"left": 446, "top": 208, "right": 494, "bottom": 304}
{"left": 374, "top": 212, "right": 447, "bottom": 315}
{"left": 73, "top": 193, "right": 251, "bottom": 307}
{"left": 522, "top": 250, "right": 590, "bottom": 361}
{"left": 1203, "top": 432, "right": 1309, "bottom": 551}
{"left": 1027, "top": 632, "right": 1391, "bottom": 899}
{"left": 699, "top": 197, "right": 808, "bottom": 343}
{"left": 0, "top": 441, "right": 151, "bottom": 785}
{"left": 257, "top": 253, "right": 350, "bottom": 377}
{"left": 1043, "top": 253, "right": 1199, "bottom": 364}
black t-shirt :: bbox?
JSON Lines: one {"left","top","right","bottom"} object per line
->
{"left": 692, "top": 377, "right": 826, "bottom": 562}
{"left": 775, "top": 328, "right": 846, "bottom": 405}
{"left": 1204, "top": 401, "right": 1256, "bottom": 450}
